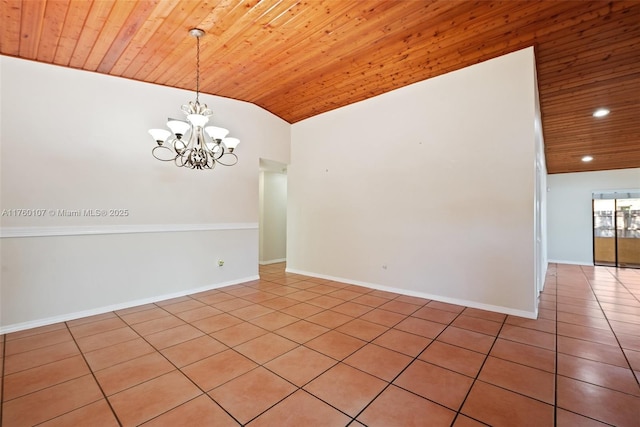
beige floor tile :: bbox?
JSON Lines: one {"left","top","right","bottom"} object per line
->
{"left": 419, "top": 341, "right": 486, "bottom": 377}
{"left": 2, "top": 375, "right": 103, "bottom": 426}
{"left": 161, "top": 335, "right": 228, "bottom": 367}
{"left": 3, "top": 340, "right": 80, "bottom": 375}
{"left": 373, "top": 328, "right": 432, "bottom": 357}
{"left": 248, "top": 389, "right": 350, "bottom": 427}
{"left": 182, "top": 349, "right": 257, "bottom": 391}
{"left": 38, "top": 399, "right": 119, "bottom": 427}
{"left": 358, "top": 385, "right": 455, "bottom": 427}
{"left": 344, "top": 343, "right": 412, "bottom": 381}
{"left": 234, "top": 333, "right": 298, "bottom": 364}
{"left": 461, "top": 381, "right": 554, "bottom": 427}
{"left": 305, "top": 330, "right": 366, "bottom": 360}
{"left": 95, "top": 352, "right": 175, "bottom": 396}
{"left": 478, "top": 356, "right": 555, "bottom": 404}
{"left": 4, "top": 354, "right": 90, "bottom": 400}
{"left": 304, "top": 363, "right": 387, "bottom": 417}
{"left": 209, "top": 367, "right": 296, "bottom": 424}
{"left": 395, "top": 360, "right": 473, "bottom": 411}
{"left": 142, "top": 394, "right": 239, "bottom": 426}
{"left": 264, "top": 346, "right": 336, "bottom": 387}
{"left": 108, "top": 371, "right": 202, "bottom": 426}
{"left": 4, "top": 263, "right": 640, "bottom": 426}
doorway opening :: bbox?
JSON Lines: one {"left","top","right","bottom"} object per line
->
{"left": 259, "top": 159, "right": 288, "bottom": 266}
{"left": 593, "top": 192, "right": 640, "bottom": 268}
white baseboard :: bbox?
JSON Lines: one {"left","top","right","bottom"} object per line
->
{"left": 0, "top": 275, "right": 260, "bottom": 334}
{"left": 259, "top": 258, "right": 286, "bottom": 265}
{"left": 285, "top": 268, "right": 537, "bottom": 319}
{"left": 548, "top": 259, "right": 594, "bottom": 266}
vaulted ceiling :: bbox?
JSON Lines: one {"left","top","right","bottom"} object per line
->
{"left": 1, "top": 0, "right": 638, "bottom": 174}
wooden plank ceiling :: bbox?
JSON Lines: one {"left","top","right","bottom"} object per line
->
{"left": 1, "top": 0, "right": 638, "bottom": 174}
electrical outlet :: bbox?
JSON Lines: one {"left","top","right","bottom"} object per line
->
{"left": 218, "top": 260, "right": 224, "bottom": 267}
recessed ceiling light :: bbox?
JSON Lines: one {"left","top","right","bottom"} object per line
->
{"left": 593, "top": 108, "right": 610, "bottom": 118}
{"left": 582, "top": 156, "right": 594, "bottom": 162}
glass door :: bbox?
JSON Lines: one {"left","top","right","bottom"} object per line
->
{"left": 593, "top": 192, "right": 640, "bottom": 268}
{"left": 616, "top": 198, "right": 640, "bottom": 268}
{"left": 593, "top": 199, "right": 616, "bottom": 266}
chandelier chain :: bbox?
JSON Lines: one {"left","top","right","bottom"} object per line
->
{"left": 195, "top": 35, "right": 200, "bottom": 104}
{"left": 148, "top": 28, "right": 240, "bottom": 170}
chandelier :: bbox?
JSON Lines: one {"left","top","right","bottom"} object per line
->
{"left": 148, "top": 28, "right": 239, "bottom": 170}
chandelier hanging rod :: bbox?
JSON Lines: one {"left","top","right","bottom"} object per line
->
{"left": 190, "top": 28, "right": 203, "bottom": 104}
{"left": 148, "top": 28, "right": 240, "bottom": 170}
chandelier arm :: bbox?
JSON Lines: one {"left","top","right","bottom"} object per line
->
{"left": 149, "top": 28, "right": 239, "bottom": 171}
{"left": 174, "top": 138, "right": 188, "bottom": 155}
{"left": 175, "top": 151, "right": 189, "bottom": 168}
{"left": 152, "top": 145, "right": 178, "bottom": 162}
{"left": 206, "top": 152, "right": 216, "bottom": 169}
{"left": 215, "top": 152, "right": 239, "bottom": 167}
{"left": 208, "top": 144, "right": 225, "bottom": 161}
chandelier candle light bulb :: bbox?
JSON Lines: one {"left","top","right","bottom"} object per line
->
{"left": 148, "top": 28, "right": 240, "bottom": 170}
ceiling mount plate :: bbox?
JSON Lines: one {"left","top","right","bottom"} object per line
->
{"left": 189, "top": 28, "right": 205, "bottom": 38}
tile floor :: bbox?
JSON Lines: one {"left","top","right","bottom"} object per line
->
{"left": 1, "top": 263, "right": 639, "bottom": 426}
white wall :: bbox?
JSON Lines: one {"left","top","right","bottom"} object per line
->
{"left": 259, "top": 171, "right": 287, "bottom": 264}
{"left": 533, "top": 67, "right": 548, "bottom": 294}
{"left": 547, "top": 168, "right": 640, "bottom": 265}
{"left": 288, "top": 48, "right": 540, "bottom": 317}
{"left": 0, "top": 56, "right": 290, "bottom": 331}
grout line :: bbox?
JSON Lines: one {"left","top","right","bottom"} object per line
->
{"left": 248, "top": 295, "right": 402, "bottom": 423}
{"left": 235, "top": 277, "right": 445, "bottom": 424}
{"left": 0, "top": 333, "right": 5, "bottom": 425}
{"left": 259, "top": 272, "right": 564, "bottom": 423}
{"left": 226, "top": 279, "right": 380, "bottom": 424}
{"left": 450, "top": 309, "right": 509, "bottom": 425}
{"left": 4, "top": 263, "right": 638, "bottom": 426}
{"left": 553, "top": 265, "right": 639, "bottom": 426}
{"left": 553, "top": 264, "right": 559, "bottom": 427}
{"left": 350, "top": 307, "right": 468, "bottom": 424}
{"left": 153, "top": 279, "right": 386, "bottom": 425}
{"left": 578, "top": 265, "right": 640, "bottom": 390}
{"left": 14, "top": 267, "right": 349, "bottom": 426}
{"left": 64, "top": 301, "right": 241, "bottom": 424}
{"left": 605, "top": 267, "right": 640, "bottom": 305}
{"left": 0, "top": 327, "right": 71, "bottom": 358}
{"left": 63, "top": 321, "right": 124, "bottom": 427}
{"left": 112, "top": 305, "right": 246, "bottom": 426}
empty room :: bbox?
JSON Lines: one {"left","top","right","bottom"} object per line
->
{"left": 1, "top": 1, "right": 639, "bottom": 426}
